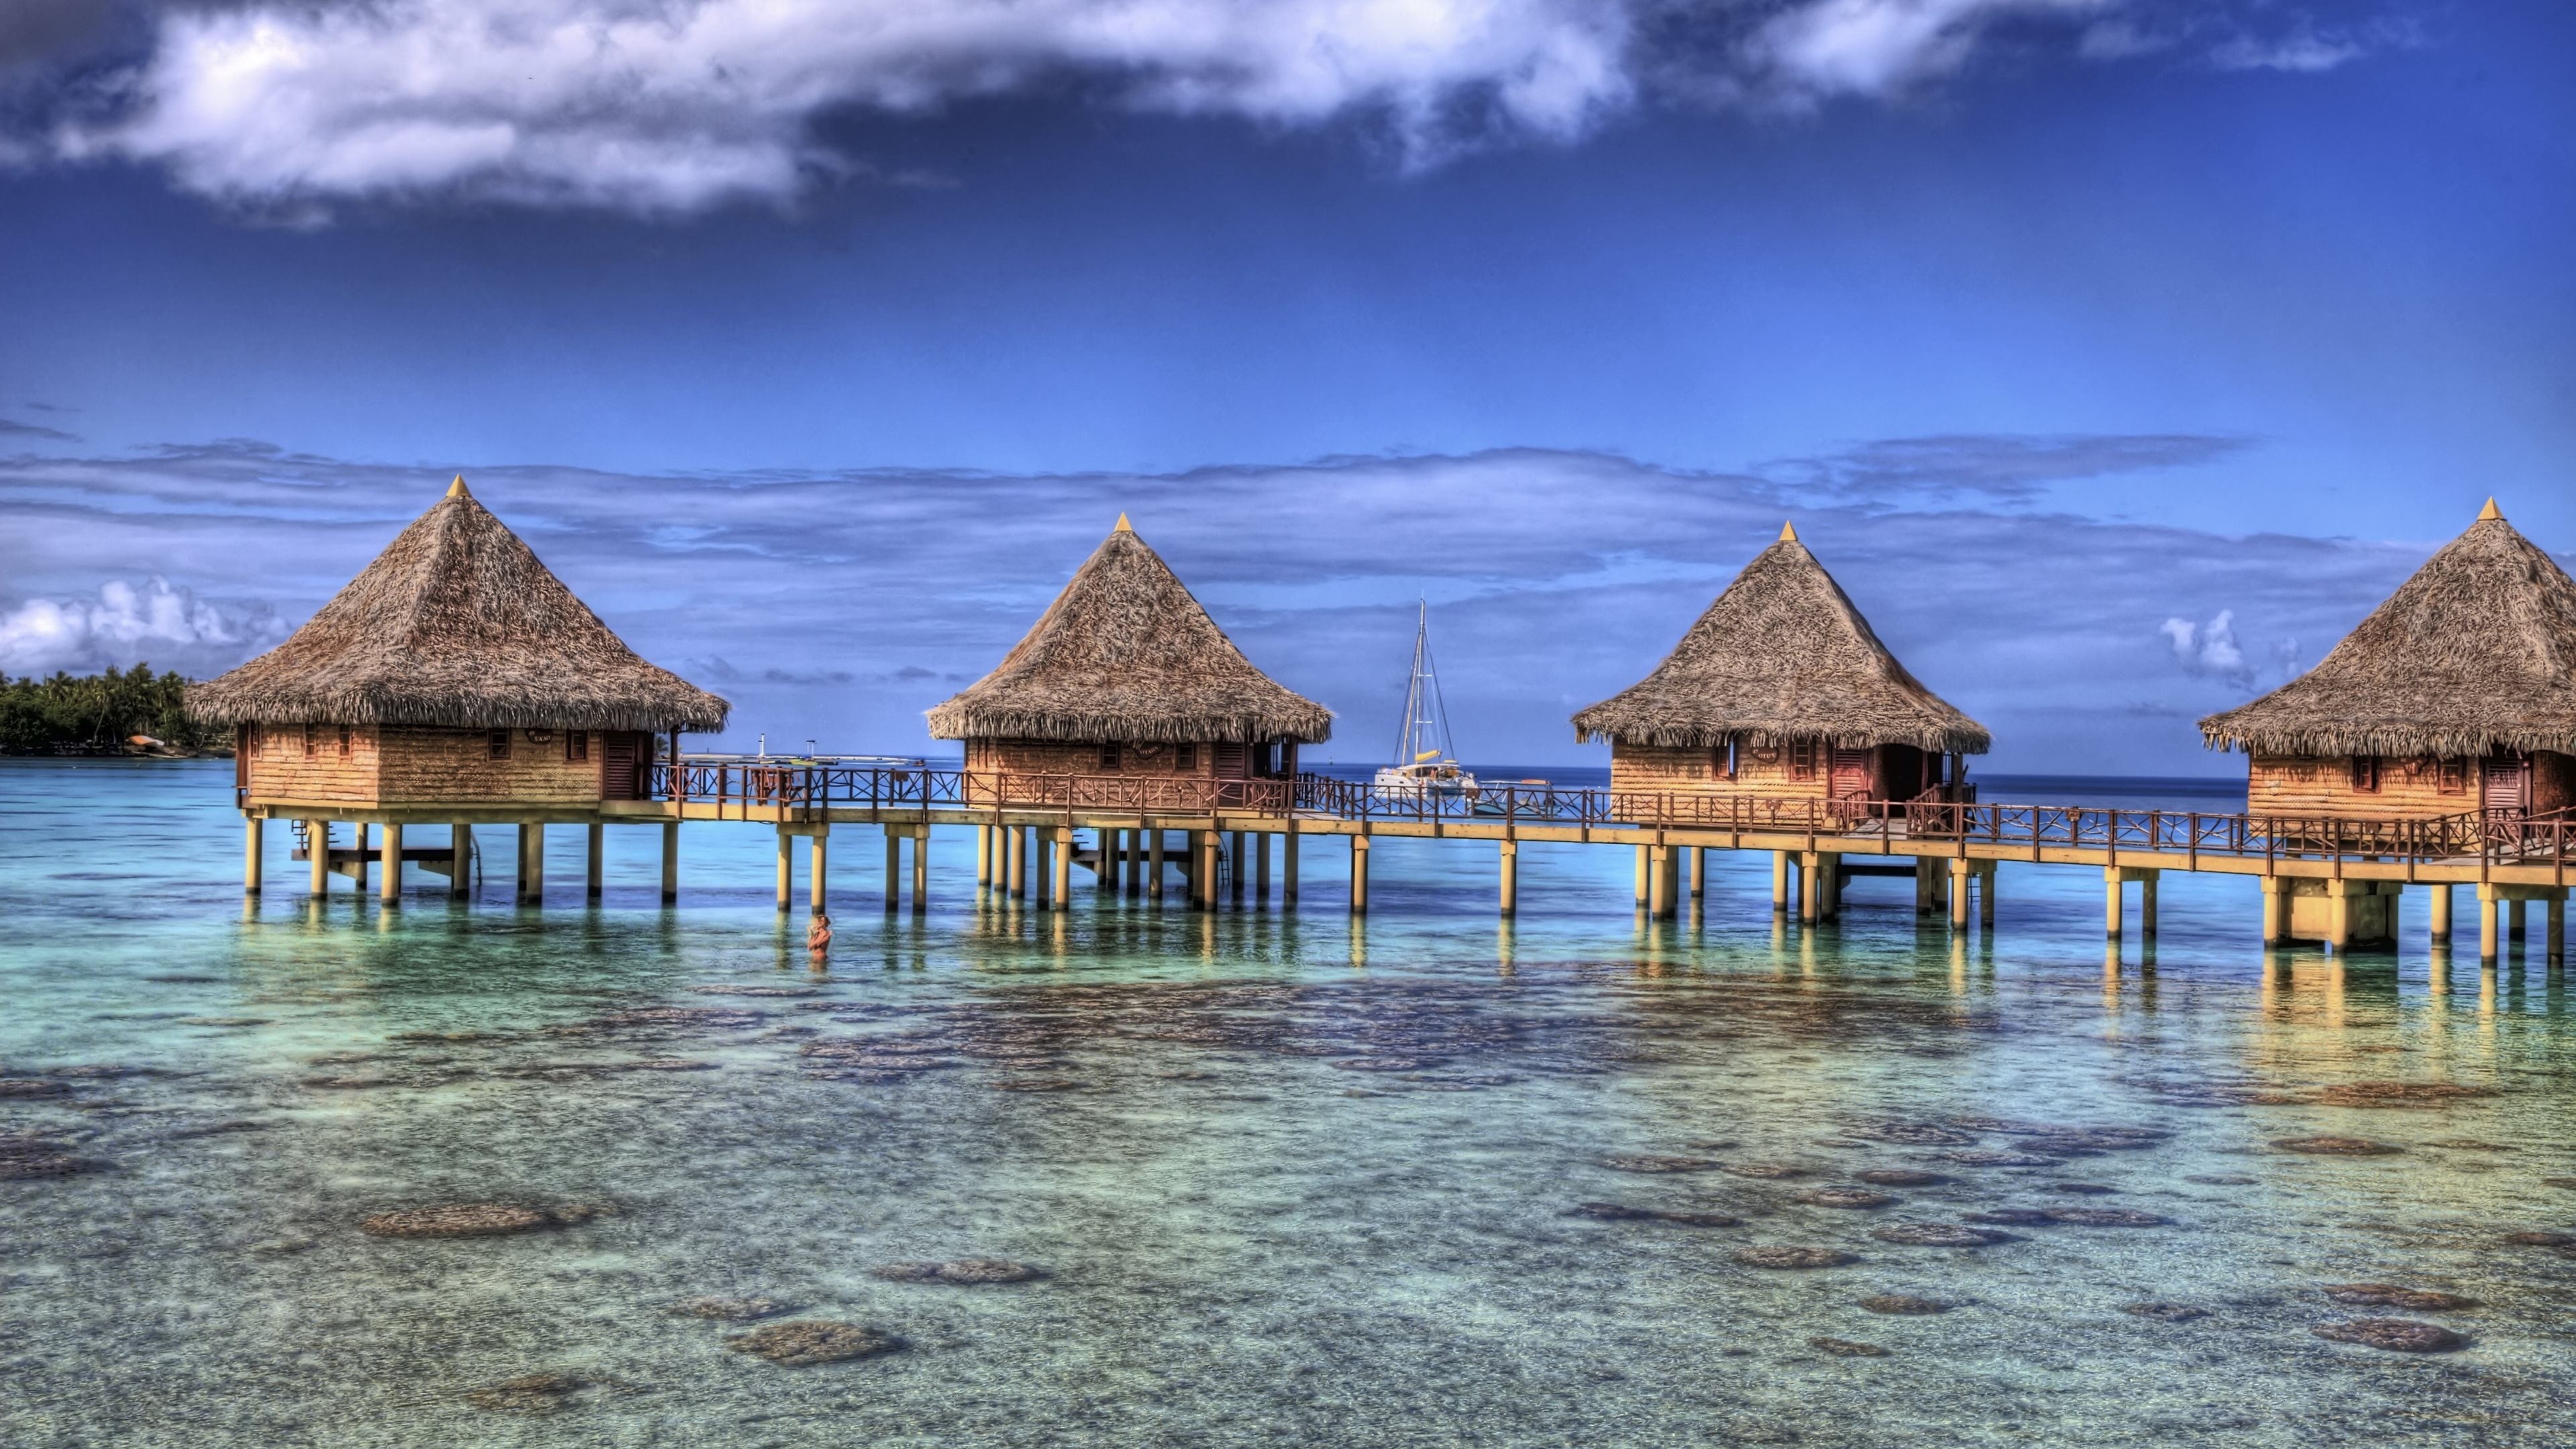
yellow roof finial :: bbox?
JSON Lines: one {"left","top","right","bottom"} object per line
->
{"left": 2478, "top": 496, "right": 2502, "bottom": 522}
{"left": 447, "top": 474, "right": 470, "bottom": 499}
{"left": 1779, "top": 519, "right": 1799, "bottom": 543}
{"left": 1114, "top": 511, "right": 1132, "bottom": 533}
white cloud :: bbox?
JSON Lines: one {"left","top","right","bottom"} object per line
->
{"left": 72, "top": 0, "right": 1639, "bottom": 211}
{"left": 2207, "top": 25, "right": 2366, "bottom": 74}
{"left": 0, "top": 577, "right": 284, "bottom": 676}
{"left": 1751, "top": 0, "right": 2105, "bottom": 101}
{"left": 2159, "top": 608, "right": 2259, "bottom": 689}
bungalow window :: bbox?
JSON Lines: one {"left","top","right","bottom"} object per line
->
{"left": 2437, "top": 757, "right": 2467, "bottom": 796}
{"left": 336, "top": 725, "right": 351, "bottom": 760}
{"left": 2350, "top": 755, "right": 2380, "bottom": 793}
{"left": 1214, "top": 743, "right": 1246, "bottom": 776}
{"left": 1176, "top": 744, "right": 1197, "bottom": 772}
{"left": 1717, "top": 739, "right": 1739, "bottom": 780}
{"left": 1098, "top": 744, "right": 1121, "bottom": 771}
{"left": 1789, "top": 741, "right": 1817, "bottom": 781}
{"left": 488, "top": 729, "right": 512, "bottom": 760}
{"left": 565, "top": 730, "right": 588, "bottom": 763}
{"left": 303, "top": 722, "right": 318, "bottom": 758}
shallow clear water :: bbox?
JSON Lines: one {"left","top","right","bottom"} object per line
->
{"left": 3, "top": 759, "right": 2571, "bottom": 1447}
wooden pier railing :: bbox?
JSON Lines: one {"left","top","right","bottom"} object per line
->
{"left": 647, "top": 756, "right": 2573, "bottom": 874}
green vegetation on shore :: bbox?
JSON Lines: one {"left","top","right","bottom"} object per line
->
{"left": 0, "top": 665, "right": 218, "bottom": 754}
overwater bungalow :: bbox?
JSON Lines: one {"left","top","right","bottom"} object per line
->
{"left": 191, "top": 478, "right": 728, "bottom": 902}
{"left": 1571, "top": 521, "right": 1990, "bottom": 808}
{"left": 928, "top": 515, "right": 1331, "bottom": 810}
{"left": 2200, "top": 500, "right": 2576, "bottom": 822}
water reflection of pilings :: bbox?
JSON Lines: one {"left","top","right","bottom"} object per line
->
{"left": 1348, "top": 918, "right": 1366, "bottom": 971}
{"left": 1496, "top": 920, "right": 1517, "bottom": 975}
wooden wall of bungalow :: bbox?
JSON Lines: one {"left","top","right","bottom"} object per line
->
{"left": 2248, "top": 749, "right": 2575, "bottom": 820}
{"left": 1609, "top": 738, "right": 1945, "bottom": 802}
{"left": 237, "top": 723, "right": 659, "bottom": 808}
{"left": 963, "top": 737, "right": 1299, "bottom": 785}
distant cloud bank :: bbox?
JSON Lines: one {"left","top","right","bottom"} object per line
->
{"left": 5, "top": 0, "right": 2413, "bottom": 215}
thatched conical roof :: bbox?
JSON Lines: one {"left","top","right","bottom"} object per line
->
{"left": 2200, "top": 501, "right": 2576, "bottom": 758}
{"left": 189, "top": 478, "right": 728, "bottom": 732}
{"left": 927, "top": 517, "right": 1332, "bottom": 745}
{"left": 1571, "top": 523, "right": 1990, "bottom": 753}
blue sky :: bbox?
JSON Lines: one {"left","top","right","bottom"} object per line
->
{"left": 1, "top": 1, "right": 2569, "bottom": 773}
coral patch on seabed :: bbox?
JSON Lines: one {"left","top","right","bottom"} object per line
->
{"left": 727, "top": 1321, "right": 904, "bottom": 1366}
{"left": 1807, "top": 1336, "right": 1888, "bottom": 1357}
{"left": 2271, "top": 1136, "right": 2404, "bottom": 1156}
{"left": 1718, "top": 1163, "right": 1811, "bottom": 1179}
{"left": 2121, "top": 1303, "right": 2207, "bottom": 1322}
{"left": 871, "top": 1258, "right": 1043, "bottom": 1284}
{"left": 1854, "top": 1169, "right": 1946, "bottom": 1187}
{"left": 1857, "top": 1294, "right": 1947, "bottom": 1316}
{"left": 2307, "top": 1081, "right": 2493, "bottom": 1109}
{"left": 1566, "top": 1203, "right": 1743, "bottom": 1227}
{"left": 2323, "top": 1284, "right": 2480, "bottom": 1311}
{"left": 464, "top": 1373, "right": 597, "bottom": 1415}
{"left": 2502, "top": 1230, "right": 2575, "bottom": 1248}
{"left": 2310, "top": 1319, "right": 2469, "bottom": 1353}
{"left": 1870, "top": 1223, "right": 2014, "bottom": 1247}
{"left": 359, "top": 1203, "right": 606, "bottom": 1238}
{"left": 0, "top": 1078, "right": 70, "bottom": 1098}
{"left": 1799, "top": 1188, "right": 1899, "bottom": 1210}
{"left": 0, "top": 1131, "right": 83, "bottom": 1179}
{"left": 1735, "top": 1246, "right": 1859, "bottom": 1269}
{"left": 667, "top": 1296, "right": 794, "bottom": 1320}
{"left": 1601, "top": 1155, "right": 1717, "bottom": 1174}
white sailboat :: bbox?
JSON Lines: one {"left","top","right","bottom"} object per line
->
{"left": 1374, "top": 601, "right": 1479, "bottom": 803}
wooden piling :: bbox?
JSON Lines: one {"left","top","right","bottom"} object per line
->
{"left": 453, "top": 822, "right": 472, "bottom": 898}
{"left": 310, "top": 820, "right": 329, "bottom": 896}
{"left": 976, "top": 824, "right": 993, "bottom": 887}
{"left": 2428, "top": 883, "right": 2453, "bottom": 942}
{"left": 1979, "top": 862, "right": 1995, "bottom": 928}
{"left": 244, "top": 818, "right": 264, "bottom": 896}
{"left": 2261, "top": 876, "right": 2284, "bottom": 944}
{"left": 1283, "top": 823, "right": 1299, "bottom": 904}
{"left": 776, "top": 828, "right": 794, "bottom": 912}
{"left": 811, "top": 828, "right": 830, "bottom": 916}
{"left": 659, "top": 822, "right": 678, "bottom": 904}
{"left": 885, "top": 826, "right": 903, "bottom": 912}
{"left": 1255, "top": 831, "right": 1271, "bottom": 902}
{"left": 2140, "top": 871, "right": 2157, "bottom": 938}
{"left": 2479, "top": 887, "right": 2499, "bottom": 963}
{"left": 2509, "top": 899, "right": 2527, "bottom": 943}
{"left": 378, "top": 822, "right": 402, "bottom": 904}
{"left": 1230, "top": 830, "right": 1246, "bottom": 904}
{"left": 1949, "top": 859, "right": 1970, "bottom": 929}
{"left": 1771, "top": 851, "right": 1788, "bottom": 914}
{"left": 526, "top": 822, "right": 544, "bottom": 907}
{"left": 912, "top": 824, "right": 929, "bottom": 914}
{"left": 1099, "top": 828, "right": 1117, "bottom": 894}
{"left": 1350, "top": 835, "right": 1371, "bottom": 915}
{"left": 1148, "top": 828, "right": 1165, "bottom": 902}
{"left": 1633, "top": 845, "right": 1649, "bottom": 911}
{"left": 2104, "top": 867, "right": 2123, "bottom": 939}
{"left": 1799, "top": 851, "right": 1819, "bottom": 925}
{"left": 1053, "top": 826, "right": 1073, "bottom": 910}
{"left": 1688, "top": 844, "right": 1705, "bottom": 902}
{"left": 2549, "top": 894, "right": 2565, "bottom": 965}
{"left": 586, "top": 822, "right": 604, "bottom": 902}
{"left": 1126, "top": 826, "right": 1145, "bottom": 897}
{"left": 356, "top": 823, "right": 372, "bottom": 896}
{"left": 2327, "top": 878, "right": 2355, "bottom": 953}
{"left": 1499, "top": 838, "right": 1518, "bottom": 918}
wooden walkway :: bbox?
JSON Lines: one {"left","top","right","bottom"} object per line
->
{"left": 566, "top": 757, "right": 2573, "bottom": 961}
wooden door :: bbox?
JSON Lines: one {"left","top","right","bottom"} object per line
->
{"left": 1829, "top": 747, "right": 1874, "bottom": 800}
{"left": 602, "top": 733, "right": 640, "bottom": 800}
{"left": 2482, "top": 751, "right": 2528, "bottom": 814}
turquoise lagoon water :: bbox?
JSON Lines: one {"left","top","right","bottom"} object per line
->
{"left": 3, "top": 758, "right": 2571, "bottom": 1447}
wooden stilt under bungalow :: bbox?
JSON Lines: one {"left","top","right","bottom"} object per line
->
{"left": 190, "top": 478, "right": 728, "bottom": 904}
{"left": 1570, "top": 521, "right": 1990, "bottom": 812}
{"left": 2203, "top": 500, "right": 2576, "bottom": 954}
{"left": 927, "top": 514, "right": 1330, "bottom": 906}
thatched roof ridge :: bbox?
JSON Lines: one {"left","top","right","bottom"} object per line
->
{"left": 189, "top": 478, "right": 728, "bottom": 732}
{"left": 926, "top": 517, "right": 1332, "bottom": 744}
{"left": 1570, "top": 522, "right": 1990, "bottom": 753}
{"left": 2200, "top": 502, "right": 2576, "bottom": 758}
